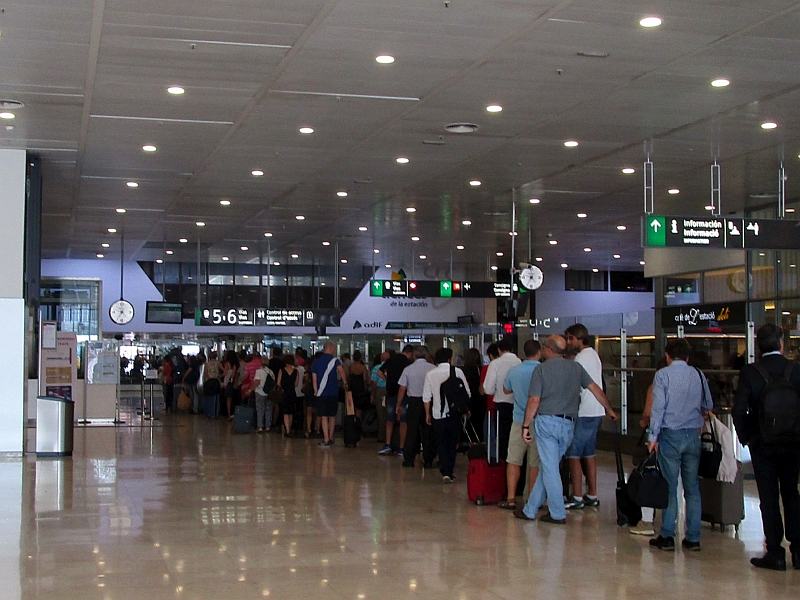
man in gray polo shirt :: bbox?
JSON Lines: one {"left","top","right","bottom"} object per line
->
{"left": 397, "top": 346, "right": 436, "bottom": 467}
{"left": 515, "top": 335, "right": 616, "bottom": 524}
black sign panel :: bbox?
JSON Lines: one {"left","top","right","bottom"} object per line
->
{"left": 743, "top": 218, "right": 800, "bottom": 250}
{"left": 661, "top": 301, "right": 747, "bottom": 332}
{"left": 385, "top": 321, "right": 459, "bottom": 330}
{"left": 196, "top": 307, "right": 340, "bottom": 327}
{"left": 370, "top": 280, "right": 512, "bottom": 298}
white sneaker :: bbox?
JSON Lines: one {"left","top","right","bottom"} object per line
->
{"left": 629, "top": 521, "right": 655, "bottom": 536}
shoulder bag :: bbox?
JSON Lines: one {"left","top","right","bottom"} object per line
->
{"left": 627, "top": 451, "right": 669, "bottom": 509}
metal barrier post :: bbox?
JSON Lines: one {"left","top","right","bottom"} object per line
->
{"left": 620, "top": 328, "right": 628, "bottom": 435}
{"left": 677, "top": 325, "right": 685, "bottom": 338}
{"left": 747, "top": 321, "right": 755, "bottom": 364}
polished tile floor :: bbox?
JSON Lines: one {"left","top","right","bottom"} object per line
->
{"left": 5, "top": 413, "right": 799, "bottom": 600}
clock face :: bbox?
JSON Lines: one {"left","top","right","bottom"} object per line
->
{"left": 519, "top": 266, "right": 544, "bottom": 290}
{"left": 109, "top": 299, "right": 135, "bottom": 325}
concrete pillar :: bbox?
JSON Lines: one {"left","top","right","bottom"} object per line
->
{"left": 0, "top": 149, "right": 27, "bottom": 454}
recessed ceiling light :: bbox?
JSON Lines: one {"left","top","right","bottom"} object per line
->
{"left": 220, "top": 200, "right": 231, "bottom": 206}
{"left": 549, "top": 240, "right": 558, "bottom": 245}
{"left": 240, "top": 246, "right": 249, "bottom": 251}
{"left": 592, "top": 268, "right": 599, "bottom": 273}
{"left": 142, "top": 145, "right": 157, "bottom": 152}
{"left": 116, "top": 208, "right": 126, "bottom": 213}
{"left": 165, "top": 250, "right": 174, "bottom": 255}
{"left": 337, "top": 191, "right": 348, "bottom": 197}
{"left": 621, "top": 168, "right": 635, "bottom": 174}
{"left": 617, "top": 225, "right": 627, "bottom": 231}
{"left": 529, "top": 198, "right": 540, "bottom": 204}
{"left": 705, "top": 205, "right": 716, "bottom": 211}
{"left": 462, "top": 220, "right": 472, "bottom": 226}
{"left": 396, "top": 157, "right": 409, "bottom": 164}
{"left": 761, "top": 122, "right": 778, "bottom": 130}
{"left": 639, "top": 16, "right": 662, "bottom": 28}
{"left": 791, "top": 264, "right": 797, "bottom": 268}
{"left": 291, "top": 253, "right": 299, "bottom": 259}
{"left": 639, "top": 260, "right": 646, "bottom": 265}
{"left": 341, "top": 276, "right": 347, "bottom": 281}
{"left": 222, "top": 256, "right": 229, "bottom": 261}
{"left": 583, "top": 247, "right": 592, "bottom": 252}
{"left": 156, "top": 259, "right": 163, "bottom": 264}
{"left": 486, "top": 105, "right": 502, "bottom": 113}
{"left": 167, "top": 86, "right": 185, "bottom": 95}
{"left": 758, "top": 252, "right": 766, "bottom": 257}
{"left": 613, "top": 254, "right": 621, "bottom": 259}
{"left": 358, "top": 226, "right": 368, "bottom": 231}
{"left": 411, "top": 236, "right": 420, "bottom": 241}
{"left": 384, "top": 264, "right": 392, "bottom": 268}
{"left": 560, "top": 263, "right": 569, "bottom": 268}
{"left": 0, "top": 112, "right": 16, "bottom": 120}
{"left": 668, "top": 188, "right": 680, "bottom": 194}
{"left": 456, "top": 245, "right": 465, "bottom": 250}
{"left": 406, "top": 207, "right": 416, "bottom": 213}
{"left": 295, "top": 215, "right": 305, "bottom": 220}
{"left": 376, "top": 55, "right": 395, "bottom": 64}
{"left": 107, "top": 228, "right": 117, "bottom": 233}
{"left": 577, "top": 213, "right": 587, "bottom": 218}
{"left": 469, "top": 180, "right": 481, "bottom": 186}
{"left": 340, "top": 259, "right": 348, "bottom": 264}
{"left": 509, "top": 231, "right": 518, "bottom": 236}
{"left": 263, "top": 231, "right": 272, "bottom": 237}
{"left": 299, "top": 127, "right": 314, "bottom": 134}
{"left": 101, "top": 243, "right": 110, "bottom": 248}
{"left": 373, "top": 249, "right": 380, "bottom": 254}
{"left": 273, "top": 261, "right": 280, "bottom": 266}
{"left": 251, "top": 170, "right": 264, "bottom": 176}
{"left": 496, "top": 252, "right": 504, "bottom": 257}
{"left": 490, "top": 265, "right": 498, "bottom": 271}
{"left": 711, "top": 78, "right": 730, "bottom": 88}
{"left": 126, "top": 181, "right": 138, "bottom": 188}
{"left": 179, "top": 238, "right": 188, "bottom": 243}
{"left": 786, "top": 208, "right": 796, "bottom": 213}
{"left": 322, "top": 241, "right": 330, "bottom": 246}
{"left": 96, "top": 253, "right": 104, "bottom": 258}
{"left": 419, "top": 255, "right": 427, "bottom": 260}
{"left": 196, "top": 221, "right": 205, "bottom": 227}
{"left": 535, "top": 257, "right": 543, "bottom": 262}
{"left": 564, "top": 140, "right": 579, "bottom": 147}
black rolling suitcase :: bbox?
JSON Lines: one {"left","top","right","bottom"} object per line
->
{"left": 614, "top": 423, "right": 642, "bottom": 526}
{"left": 343, "top": 397, "right": 361, "bottom": 447}
{"left": 700, "top": 461, "right": 745, "bottom": 532}
{"left": 232, "top": 398, "right": 255, "bottom": 433}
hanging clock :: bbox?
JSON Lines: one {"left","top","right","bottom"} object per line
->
{"left": 518, "top": 265, "right": 544, "bottom": 290}
{"left": 109, "top": 299, "right": 135, "bottom": 325}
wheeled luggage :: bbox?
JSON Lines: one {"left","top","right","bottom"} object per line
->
{"left": 361, "top": 405, "right": 379, "bottom": 436}
{"left": 700, "top": 461, "right": 744, "bottom": 532}
{"left": 343, "top": 396, "right": 361, "bottom": 447}
{"left": 232, "top": 404, "right": 255, "bottom": 433}
{"left": 466, "top": 417, "right": 506, "bottom": 505}
{"left": 482, "top": 409, "right": 500, "bottom": 464}
{"left": 614, "top": 423, "right": 642, "bottom": 526}
{"left": 202, "top": 394, "right": 219, "bottom": 418}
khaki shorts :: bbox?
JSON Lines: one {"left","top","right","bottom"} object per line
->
{"left": 507, "top": 421, "right": 541, "bottom": 468}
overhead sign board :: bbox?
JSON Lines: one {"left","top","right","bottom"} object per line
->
{"left": 195, "top": 307, "right": 340, "bottom": 327}
{"left": 369, "top": 280, "right": 512, "bottom": 298}
{"left": 661, "top": 301, "right": 747, "bottom": 332}
{"left": 644, "top": 215, "right": 800, "bottom": 250}
{"left": 385, "top": 321, "right": 460, "bottom": 330}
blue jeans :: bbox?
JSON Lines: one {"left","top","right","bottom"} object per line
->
{"left": 657, "top": 428, "right": 702, "bottom": 542}
{"left": 522, "top": 415, "right": 576, "bottom": 520}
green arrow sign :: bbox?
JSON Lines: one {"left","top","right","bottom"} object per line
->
{"left": 646, "top": 216, "right": 666, "bottom": 247}
{"left": 370, "top": 280, "right": 384, "bottom": 296}
{"left": 440, "top": 280, "right": 452, "bottom": 297}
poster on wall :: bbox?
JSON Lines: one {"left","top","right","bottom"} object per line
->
{"left": 40, "top": 330, "right": 77, "bottom": 399}
{"left": 86, "top": 342, "right": 119, "bottom": 385}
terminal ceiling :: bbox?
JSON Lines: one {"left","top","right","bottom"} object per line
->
{"left": 4, "top": 0, "right": 800, "bottom": 276}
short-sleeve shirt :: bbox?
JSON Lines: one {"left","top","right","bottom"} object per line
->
{"left": 398, "top": 358, "right": 436, "bottom": 397}
{"left": 575, "top": 347, "right": 605, "bottom": 417}
{"left": 371, "top": 363, "right": 386, "bottom": 389}
{"left": 504, "top": 360, "right": 540, "bottom": 423}
{"left": 528, "top": 356, "right": 593, "bottom": 418}
{"left": 312, "top": 354, "right": 341, "bottom": 397}
{"left": 380, "top": 353, "right": 411, "bottom": 396}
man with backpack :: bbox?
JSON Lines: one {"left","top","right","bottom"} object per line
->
{"left": 422, "top": 347, "right": 471, "bottom": 483}
{"left": 734, "top": 324, "right": 800, "bottom": 570}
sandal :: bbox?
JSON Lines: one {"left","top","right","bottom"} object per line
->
{"left": 497, "top": 499, "right": 517, "bottom": 510}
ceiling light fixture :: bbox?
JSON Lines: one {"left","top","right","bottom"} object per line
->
{"left": 337, "top": 191, "right": 348, "bottom": 197}
{"left": 340, "top": 259, "right": 348, "bottom": 264}
{"left": 486, "top": 105, "right": 503, "bottom": 113}
{"left": 705, "top": 205, "right": 716, "bottom": 211}
{"left": 116, "top": 208, "right": 126, "bottom": 213}
{"left": 711, "top": 78, "right": 730, "bottom": 88}
{"left": 358, "top": 226, "right": 368, "bottom": 231}
{"left": 156, "top": 259, "right": 163, "bottom": 264}
{"left": 786, "top": 208, "right": 796, "bottom": 213}
{"left": 96, "top": 253, "right": 104, "bottom": 258}
{"left": 577, "top": 213, "right": 587, "bottom": 218}
{"left": 142, "top": 145, "right": 157, "bottom": 152}
{"left": 456, "top": 245, "right": 465, "bottom": 250}
{"left": 496, "top": 252, "right": 504, "bottom": 257}
{"left": 322, "top": 241, "right": 330, "bottom": 246}
{"left": 263, "top": 231, "right": 272, "bottom": 237}
{"left": 622, "top": 168, "right": 635, "bottom": 174}
{"left": 613, "top": 254, "right": 621, "bottom": 259}
{"left": 411, "top": 236, "right": 420, "bottom": 241}
{"left": 639, "top": 16, "right": 662, "bottom": 28}
{"left": 583, "top": 247, "right": 592, "bottom": 252}
{"left": 761, "top": 122, "right": 778, "bottom": 130}
{"left": 295, "top": 215, "right": 305, "bottom": 220}
{"left": 639, "top": 260, "right": 646, "bottom": 265}
{"left": 107, "top": 228, "right": 117, "bottom": 233}
{"left": 592, "top": 268, "right": 599, "bottom": 273}
{"left": 101, "top": 243, "right": 110, "bottom": 248}
{"left": 298, "top": 127, "right": 314, "bottom": 134}
{"left": 126, "top": 181, "right": 138, "bottom": 188}
{"left": 529, "top": 198, "right": 540, "bottom": 204}
{"left": 462, "top": 220, "right": 472, "bottom": 226}
{"left": 549, "top": 240, "right": 557, "bottom": 245}
{"left": 220, "top": 200, "right": 231, "bottom": 206}
{"left": 469, "top": 180, "right": 481, "bottom": 186}
{"left": 564, "top": 140, "right": 579, "bottom": 147}
{"left": 375, "top": 55, "right": 395, "bottom": 64}
{"left": 291, "top": 254, "right": 299, "bottom": 258}
{"left": 196, "top": 221, "right": 205, "bottom": 227}
{"left": 560, "top": 263, "right": 569, "bottom": 268}
{"left": 385, "top": 264, "right": 392, "bottom": 268}
{"left": 535, "top": 257, "right": 543, "bottom": 262}
{"left": 509, "top": 231, "right": 518, "bottom": 236}
{"left": 490, "top": 265, "right": 498, "bottom": 271}
{"left": 396, "top": 157, "right": 409, "bottom": 164}
{"left": 419, "top": 255, "right": 427, "bottom": 260}
{"left": 165, "top": 250, "right": 174, "bottom": 255}
{"left": 668, "top": 188, "right": 680, "bottom": 195}
{"left": 251, "top": 170, "right": 264, "bottom": 176}
{"left": 167, "top": 86, "right": 185, "bottom": 95}
{"left": 240, "top": 246, "right": 249, "bottom": 251}
{"left": 0, "top": 112, "right": 16, "bottom": 120}
{"left": 445, "top": 123, "right": 479, "bottom": 133}
{"left": 617, "top": 225, "right": 627, "bottom": 231}
{"left": 373, "top": 249, "right": 380, "bottom": 254}
{"left": 406, "top": 207, "right": 416, "bottom": 213}
{"left": 273, "top": 261, "right": 280, "bottom": 266}
{"left": 179, "top": 238, "right": 188, "bottom": 243}
{"left": 222, "top": 256, "right": 229, "bottom": 261}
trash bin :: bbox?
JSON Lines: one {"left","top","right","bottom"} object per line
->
{"left": 36, "top": 396, "right": 74, "bottom": 457}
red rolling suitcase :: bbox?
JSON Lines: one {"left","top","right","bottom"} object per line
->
{"left": 466, "top": 413, "right": 506, "bottom": 505}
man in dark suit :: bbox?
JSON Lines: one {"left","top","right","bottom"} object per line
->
{"left": 733, "top": 323, "right": 800, "bottom": 571}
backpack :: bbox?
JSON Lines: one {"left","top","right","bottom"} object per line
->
{"left": 257, "top": 369, "right": 275, "bottom": 396}
{"left": 440, "top": 366, "right": 471, "bottom": 417}
{"left": 755, "top": 363, "right": 800, "bottom": 444}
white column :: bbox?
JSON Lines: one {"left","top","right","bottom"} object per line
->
{"left": 0, "top": 149, "right": 27, "bottom": 454}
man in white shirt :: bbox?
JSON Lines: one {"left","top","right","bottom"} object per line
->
{"left": 564, "top": 324, "right": 605, "bottom": 510}
{"left": 423, "top": 347, "right": 471, "bottom": 483}
{"left": 481, "top": 337, "right": 521, "bottom": 462}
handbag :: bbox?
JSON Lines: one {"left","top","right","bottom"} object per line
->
{"left": 627, "top": 451, "right": 669, "bottom": 509}
{"left": 177, "top": 386, "right": 192, "bottom": 411}
{"left": 699, "top": 418, "right": 723, "bottom": 479}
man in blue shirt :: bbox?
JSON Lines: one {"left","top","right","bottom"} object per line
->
{"left": 647, "top": 338, "right": 714, "bottom": 551}
{"left": 313, "top": 341, "right": 350, "bottom": 447}
{"left": 498, "top": 339, "right": 542, "bottom": 510}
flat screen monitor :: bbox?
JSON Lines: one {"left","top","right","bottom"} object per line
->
{"left": 145, "top": 302, "right": 184, "bottom": 324}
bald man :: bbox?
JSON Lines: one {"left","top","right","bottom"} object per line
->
{"left": 312, "top": 341, "right": 350, "bottom": 446}
{"left": 515, "top": 335, "right": 616, "bottom": 524}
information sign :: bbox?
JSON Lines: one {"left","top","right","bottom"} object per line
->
{"left": 644, "top": 215, "right": 800, "bottom": 250}
{"left": 195, "top": 307, "right": 340, "bottom": 327}
{"left": 369, "top": 280, "right": 512, "bottom": 298}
